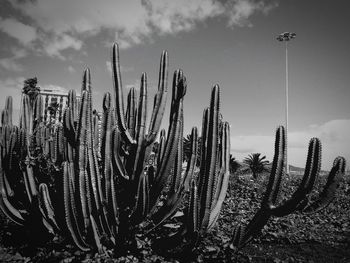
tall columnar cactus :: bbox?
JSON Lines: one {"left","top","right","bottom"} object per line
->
{"left": 0, "top": 94, "right": 60, "bottom": 238}
{"left": 184, "top": 85, "right": 231, "bottom": 237}
{"left": 56, "top": 43, "right": 192, "bottom": 252}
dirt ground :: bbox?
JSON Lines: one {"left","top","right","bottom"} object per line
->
{"left": 1, "top": 172, "right": 349, "bottom": 262}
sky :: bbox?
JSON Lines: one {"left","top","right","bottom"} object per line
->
{"left": 0, "top": 0, "right": 349, "bottom": 170}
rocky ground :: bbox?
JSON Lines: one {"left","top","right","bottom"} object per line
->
{"left": 1, "top": 171, "right": 349, "bottom": 262}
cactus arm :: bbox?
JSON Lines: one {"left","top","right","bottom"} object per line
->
{"left": 111, "top": 127, "right": 129, "bottom": 180}
{"left": 111, "top": 43, "right": 135, "bottom": 144}
{"left": 87, "top": 124, "right": 107, "bottom": 235}
{"left": 173, "top": 106, "right": 184, "bottom": 194}
{"left": 20, "top": 95, "right": 33, "bottom": 153}
{"left": 208, "top": 122, "right": 230, "bottom": 230}
{"left": 146, "top": 50, "right": 169, "bottom": 145}
{"left": 199, "top": 84, "right": 220, "bottom": 231}
{"left": 33, "top": 95, "right": 43, "bottom": 130}
{"left": 89, "top": 214, "right": 104, "bottom": 253}
{"left": 93, "top": 111, "right": 101, "bottom": 160}
{"left": 187, "top": 179, "right": 199, "bottom": 237}
{"left": 126, "top": 88, "right": 137, "bottom": 139}
{"left": 109, "top": 170, "right": 119, "bottom": 235}
{"left": 197, "top": 108, "right": 209, "bottom": 208}
{"left": 76, "top": 92, "right": 90, "bottom": 232}
{"left": 0, "top": 155, "right": 25, "bottom": 225}
{"left": 68, "top": 89, "right": 78, "bottom": 122}
{"left": 301, "top": 156, "right": 346, "bottom": 213}
{"left": 270, "top": 138, "right": 321, "bottom": 216}
{"left": 39, "top": 183, "right": 60, "bottom": 231}
{"left": 262, "top": 126, "right": 286, "bottom": 207}
{"left": 131, "top": 171, "right": 150, "bottom": 224}
{"left": 148, "top": 116, "right": 185, "bottom": 230}
{"left": 231, "top": 126, "right": 286, "bottom": 248}
{"left": 156, "top": 129, "right": 166, "bottom": 177}
{"left": 84, "top": 69, "right": 104, "bottom": 213}
{"left": 79, "top": 169, "right": 90, "bottom": 232}
{"left": 150, "top": 70, "right": 186, "bottom": 209}
{"left": 147, "top": 190, "right": 182, "bottom": 233}
{"left": 63, "top": 161, "right": 90, "bottom": 251}
{"left": 4, "top": 96, "right": 13, "bottom": 126}
{"left": 8, "top": 127, "right": 19, "bottom": 172}
{"left": 22, "top": 164, "right": 38, "bottom": 203}
{"left": 101, "top": 107, "right": 114, "bottom": 203}
{"left": 128, "top": 73, "right": 148, "bottom": 182}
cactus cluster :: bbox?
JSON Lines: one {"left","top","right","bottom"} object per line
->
{"left": 0, "top": 43, "right": 347, "bottom": 255}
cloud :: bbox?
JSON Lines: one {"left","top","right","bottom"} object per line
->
{"left": 67, "top": 65, "right": 75, "bottom": 73}
{"left": 0, "top": 58, "right": 23, "bottom": 72}
{"left": 4, "top": 0, "right": 278, "bottom": 57}
{"left": 41, "top": 34, "right": 82, "bottom": 59}
{"left": 0, "top": 47, "right": 27, "bottom": 72}
{"left": 231, "top": 119, "right": 350, "bottom": 170}
{"left": 0, "top": 17, "right": 37, "bottom": 45}
{"left": 225, "top": 0, "right": 278, "bottom": 27}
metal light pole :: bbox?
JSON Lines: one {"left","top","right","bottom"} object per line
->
{"left": 276, "top": 32, "right": 296, "bottom": 175}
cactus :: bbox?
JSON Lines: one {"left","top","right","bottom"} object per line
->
{"left": 229, "top": 126, "right": 347, "bottom": 248}
{"left": 0, "top": 43, "right": 347, "bottom": 255}
{"left": 175, "top": 85, "right": 231, "bottom": 246}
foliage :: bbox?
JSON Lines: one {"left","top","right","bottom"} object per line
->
{"left": 243, "top": 153, "right": 269, "bottom": 179}
{"left": 1, "top": 172, "right": 349, "bottom": 262}
{"left": 47, "top": 101, "right": 60, "bottom": 116}
{"left": 229, "top": 154, "right": 240, "bottom": 174}
{"left": 22, "top": 77, "right": 40, "bottom": 105}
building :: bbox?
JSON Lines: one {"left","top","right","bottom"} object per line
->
{"left": 39, "top": 87, "right": 80, "bottom": 123}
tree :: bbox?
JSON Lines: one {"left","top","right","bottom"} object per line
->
{"left": 243, "top": 153, "right": 269, "bottom": 179}
{"left": 22, "top": 77, "right": 40, "bottom": 105}
{"left": 229, "top": 154, "right": 240, "bottom": 174}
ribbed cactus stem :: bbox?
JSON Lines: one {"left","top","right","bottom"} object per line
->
{"left": 0, "top": 154, "right": 25, "bottom": 225}
{"left": 4, "top": 96, "right": 13, "bottom": 126}
{"left": 126, "top": 88, "right": 137, "bottom": 139}
{"left": 300, "top": 156, "right": 345, "bottom": 213}
{"left": 199, "top": 84, "right": 220, "bottom": 231}
{"left": 128, "top": 73, "right": 148, "bottom": 182}
{"left": 146, "top": 50, "right": 169, "bottom": 145}
{"left": 149, "top": 70, "right": 186, "bottom": 210}
{"left": 270, "top": 137, "right": 321, "bottom": 216}
{"left": 208, "top": 122, "right": 230, "bottom": 229}
{"left": 112, "top": 43, "right": 135, "bottom": 145}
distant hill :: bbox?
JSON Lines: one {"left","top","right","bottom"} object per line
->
{"left": 289, "top": 164, "right": 329, "bottom": 174}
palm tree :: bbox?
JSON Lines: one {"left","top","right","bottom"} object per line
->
{"left": 47, "top": 101, "right": 60, "bottom": 124}
{"left": 229, "top": 154, "right": 240, "bottom": 174}
{"left": 243, "top": 153, "right": 269, "bottom": 179}
{"left": 22, "top": 77, "right": 40, "bottom": 106}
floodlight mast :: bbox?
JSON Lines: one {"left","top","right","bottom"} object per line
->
{"left": 276, "top": 32, "right": 296, "bottom": 175}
